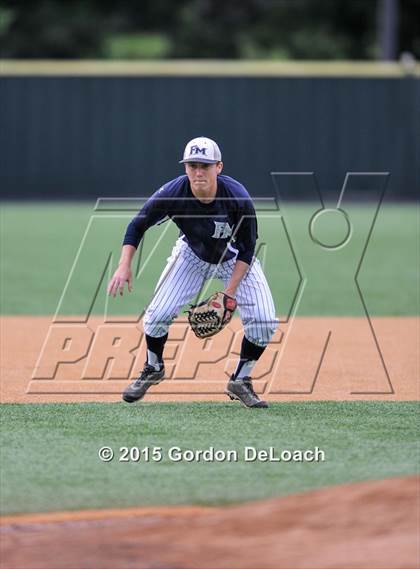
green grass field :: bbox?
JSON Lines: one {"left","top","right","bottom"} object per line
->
{"left": 1, "top": 202, "right": 419, "bottom": 316}
{"left": 1, "top": 402, "right": 419, "bottom": 515}
{"left": 1, "top": 201, "right": 419, "bottom": 516}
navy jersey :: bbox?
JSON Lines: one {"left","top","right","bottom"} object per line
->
{"left": 123, "top": 175, "right": 257, "bottom": 265}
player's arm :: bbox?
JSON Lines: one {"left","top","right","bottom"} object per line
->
{"left": 107, "top": 245, "right": 136, "bottom": 297}
{"left": 225, "top": 197, "right": 258, "bottom": 297}
{"left": 107, "top": 189, "right": 170, "bottom": 297}
{"left": 224, "top": 259, "right": 250, "bottom": 297}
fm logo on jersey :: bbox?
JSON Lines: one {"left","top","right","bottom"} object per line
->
{"left": 212, "top": 221, "right": 233, "bottom": 239}
{"left": 189, "top": 145, "right": 207, "bottom": 156}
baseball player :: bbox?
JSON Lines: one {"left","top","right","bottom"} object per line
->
{"left": 107, "top": 137, "right": 278, "bottom": 408}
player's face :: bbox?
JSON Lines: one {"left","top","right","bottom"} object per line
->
{"left": 185, "top": 161, "right": 223, "bottom": 194}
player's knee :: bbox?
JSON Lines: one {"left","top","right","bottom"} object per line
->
{"left": 144, "top": 320, "right": 170, "bottom": 337}
{"left": 246, "top": 316, "right": 279, "bottom": 347}
{"left": 143, "top": 308, "right": 173, "bottom": 336}
{"left": 265, "top": 319, "right": 279, "bottom": 342}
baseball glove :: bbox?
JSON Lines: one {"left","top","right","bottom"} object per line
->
{"left": 187, "top": 292, "right": 237, "bottom": 339}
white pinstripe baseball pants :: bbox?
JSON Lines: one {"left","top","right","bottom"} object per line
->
{"left": 144, "top": 238, "right": 278, "bottom": 347}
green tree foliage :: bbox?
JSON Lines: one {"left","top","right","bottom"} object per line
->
{"left": 1, "top": 1, "right": 105, "bottom": 58}
{"left": 1, "top": 0, "right": 419, "bottom": 60}
{"left": 170, "top": 0, "right": 259, "bottom": 58}
{"left": 400, "top": 0, "right": 420, "bottom": 56}
{"left": 170, "top": 0, "right": 378, "bottom": 59}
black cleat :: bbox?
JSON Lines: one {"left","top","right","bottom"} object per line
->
{"left": 122, "top": 363, "right": 165, "bottom": 403}
{"left": 225, "top": 376, "right": 268, "bottom": 408}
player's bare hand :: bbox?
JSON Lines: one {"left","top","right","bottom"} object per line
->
{"left": 107, "top": 266, "right": 133, "bottom": 297}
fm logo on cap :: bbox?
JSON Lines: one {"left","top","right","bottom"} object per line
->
{"left": 189, "top": 145, "right": 207, "bottom": 156}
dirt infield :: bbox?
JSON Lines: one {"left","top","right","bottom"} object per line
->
{"left": 1, "top": 476, "right": 418, "bottom": 569}
{"left": 1, "top": 316, "right": 418, "bottom": 402}
{"left": 2, "top": 317, "right": 419, "bottom": 568}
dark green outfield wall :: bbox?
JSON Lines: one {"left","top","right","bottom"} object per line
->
{"left": 1, "top": 75, "right": 419, "bottom": 199}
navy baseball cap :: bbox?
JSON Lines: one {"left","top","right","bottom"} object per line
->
{"left": 180, "top": 137, "right": 222, "bottom": 164}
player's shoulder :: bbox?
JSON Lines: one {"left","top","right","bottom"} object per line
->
{"left": 218, "top": 175, "right": 254, "bottom": 211}
{"left": 155, "top": 175, "right": 188, "bottom": 197}
{"left": 218, "top": 174, "right": 251, "bottom": 198}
